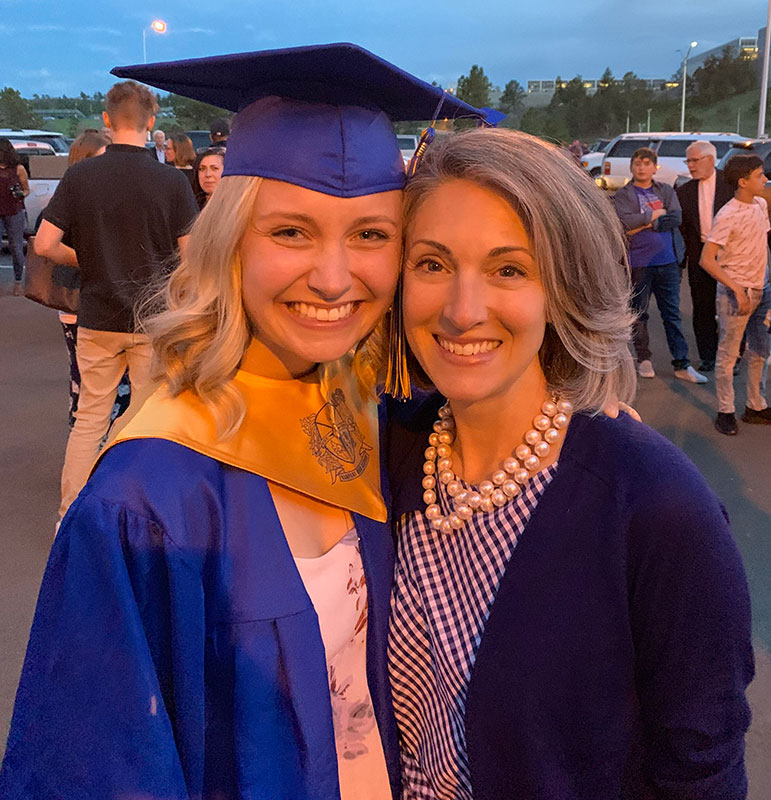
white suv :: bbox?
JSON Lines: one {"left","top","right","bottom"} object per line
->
{"left": 599, "top": 132, "right": 747, "bottom": 191}
{"left": 0, "top": 128, "right": 69, "bottom": 156}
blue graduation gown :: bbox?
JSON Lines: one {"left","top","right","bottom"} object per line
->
{"left": 0, "top": 439, "right": 401, "bottom": 799}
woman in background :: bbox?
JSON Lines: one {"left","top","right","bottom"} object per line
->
{"left": 164, "top": 132, "right": 197, "bottom": 188}
{"left": 386, "top": 128, "right": 754, "bottom": 800}
{"left": 192, "top": 147, "right": 225, "bottom": 209}
{"left": 0, "top": 137, "right": 30, "bottom": 295}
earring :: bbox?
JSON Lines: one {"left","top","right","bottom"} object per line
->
{"left": 384, "top": 277, "right": 412, "bottom": 401}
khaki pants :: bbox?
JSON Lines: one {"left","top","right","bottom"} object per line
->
{"left": 59, "top": 327, "right": 153, "bottom": 519}
{"left": 715, "top": 286, "right": 770, "bottom": 414}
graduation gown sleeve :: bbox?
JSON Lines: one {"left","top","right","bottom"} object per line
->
{"left": 0, "top": 440, "right": 355, "bottom": 800}
{"left": 0, "top": 491, "right": 196, "bottom": 799}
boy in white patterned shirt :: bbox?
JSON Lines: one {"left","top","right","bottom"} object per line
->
{"left": 701, "top": 154, "right": 771, "bottom": 435}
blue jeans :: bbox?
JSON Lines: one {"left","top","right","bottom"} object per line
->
{"left": 0, "top": 209, "right": 26, "bottom": 282}
{"left": 630, "top": 263, "right": 690, "bottom": 369}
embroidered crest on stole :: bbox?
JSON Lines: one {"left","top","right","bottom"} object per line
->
{"left": 301, "top": 389, "right": 372, "bottom": 483}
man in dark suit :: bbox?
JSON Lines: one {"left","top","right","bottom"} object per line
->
{"left": 676, "top": 140, "right": 734, "bottom": 371}
{"left": 150, "top": 129, "right": 166, "bottom": 162}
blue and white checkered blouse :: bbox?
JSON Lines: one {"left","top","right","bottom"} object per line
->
{"left": 388, "top": 465, "right": 557, "bottom": 799}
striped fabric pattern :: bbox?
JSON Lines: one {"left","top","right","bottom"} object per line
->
{"left": 388, "top": 465, "right": 558, "bottom": 799}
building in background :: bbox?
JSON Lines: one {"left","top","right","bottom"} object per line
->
{"left": 523, "top": 78, "right": 672, "bottom": 109}
{"left": 687, "top": 36, "right": 758, "bottom": 76}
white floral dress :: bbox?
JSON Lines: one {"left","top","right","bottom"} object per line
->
{"left": 294, "top": 527, "right": 392, "bottom": 800}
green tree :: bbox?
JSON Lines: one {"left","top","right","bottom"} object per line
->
{"left": 167, "top": 94, "right": 229, "bottom": 130}
{"left": 456, "top": 65, "right": 491, "bottom": 109}
{"left": 693, "top": 46, "right": 757, "bottom": 106}
{"left": 498, "top": 79, "right": 525, "bottom": 115}
{"left": 519, "top": 107, "right": 569, "bottom": 142}
{"left": 0, "top": 87, "right": 41, "bottom": 128}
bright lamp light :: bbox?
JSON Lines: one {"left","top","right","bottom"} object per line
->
{"left": 151, "top": 20, "right": 167, "bottom": 33}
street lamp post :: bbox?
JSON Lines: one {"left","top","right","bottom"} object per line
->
{"left": 758, "top": 3, "right": 771, "bottom": 137}
{"left": 680, "top": 41, "right": 698, "bottom": 133}
{"left": 142, "top": 19, "right": 167, "bottom": 64}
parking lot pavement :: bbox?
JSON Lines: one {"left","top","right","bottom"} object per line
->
{"left": 0, "top": 254, "right": 769, "bottom": 794}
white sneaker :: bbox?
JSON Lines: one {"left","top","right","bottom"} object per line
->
{"left": 638, "top": 360, "right": 655, "bottom": 378}
{"left": 674, "top": 366, "right": 708, "bottom": 384}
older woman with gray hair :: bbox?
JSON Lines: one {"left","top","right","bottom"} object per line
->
{"left": 386, "top": 128, "right": 754, "bottom": 800}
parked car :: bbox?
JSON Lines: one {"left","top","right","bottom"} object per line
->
{"left": 11, "top": 140, "right": 56, "bottom": 175}
{"left": 396, "top": 134, "right": 419, "bottom": 165}
{"left": 589, "top": 138, "right": 611, "bottom": 153}
{"left": 717, "top": 139, "right": 771, "bottom": 177}
{"left": 581, "top": 140, "right": 612, "bottom": 179}
{"left": 20, "top": 154, "right": 68, "bottom": 235}
{"left": 599, "top": 132, "right": 746, "bottom": 190}
{"left": 0, "top": 128, "right": 69, "bottom": 155}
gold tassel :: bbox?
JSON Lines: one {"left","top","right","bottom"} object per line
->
{"left": 384, "top": 278, "right": 412, "bottom": 401}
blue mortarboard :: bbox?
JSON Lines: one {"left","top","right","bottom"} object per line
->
{"left": 111, "top": 43, "right": 501, "bottom": 198}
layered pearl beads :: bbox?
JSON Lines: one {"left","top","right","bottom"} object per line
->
{"left": 422, "top": 398, "right": 573, "bottom": 534}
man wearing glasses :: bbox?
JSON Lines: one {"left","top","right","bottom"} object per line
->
{"left": 677, "top": 141, "right": 735, "bottom": 372}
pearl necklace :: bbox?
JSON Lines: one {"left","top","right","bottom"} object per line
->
{"left": 422, "top": 398, "right": 573, "bottom": 534}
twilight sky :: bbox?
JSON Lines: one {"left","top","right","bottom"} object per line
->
{"left": 0, "top": 0, "right": 767, "bottom": 98}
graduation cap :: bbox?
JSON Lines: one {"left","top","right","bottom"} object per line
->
{"left": 111, "top": 43, "right": 502, "bottom": 198}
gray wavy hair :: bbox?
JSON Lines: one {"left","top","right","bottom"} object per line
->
{"left": 402, "top": 127, "right": 637, "bottom": 413}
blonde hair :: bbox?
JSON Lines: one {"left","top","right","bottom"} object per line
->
{"left": 403, "top": 128, "right": 636, "bottom": 414}
{"left": 140, "top": 175, "right": 384, "bottom": 438}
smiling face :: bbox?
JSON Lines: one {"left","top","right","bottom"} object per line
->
{"left": 403, "top": 178, "right": 547, "bottom": 409}
{"left": 198, "top": 154, "right": 224, "bottom": 196}
{"left": 153, "top": 130, "right": 165, "bottom": 148}
{"left": 239, "top": 179, "right": 402, "bottom": 376}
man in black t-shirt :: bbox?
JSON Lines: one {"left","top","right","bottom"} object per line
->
{"left": 36, "top": 80, "right": 199, "bottom": 519}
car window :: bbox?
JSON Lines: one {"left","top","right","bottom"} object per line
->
{"left": 656, "top": 140, "right": 690, "bottom": 157}
{"left": 763, "top": 154, "right": 771, "bottom": 178}
{"left": 34, "top": 135, "right": 67, "bottom": 153}
{"left": 607, "top": 139, "right": 653, "bottom": 158}
{"left": 396, "top": 136, "right": 417, "bottom": 149}
{"left": 712, "top": 141, "right": 734, "bottom": 158}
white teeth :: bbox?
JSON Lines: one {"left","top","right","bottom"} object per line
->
{"left": 438, "top": 337, "right": 501, "bottom": 356}
{"left": 290, "top": 302, "right": 354, "bottom": 321}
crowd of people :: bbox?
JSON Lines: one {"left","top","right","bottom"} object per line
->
{"left": 612, "top": 142, "right": 771, "bottom": 435}
{"left": 0, "top": 41, "right": 762, "bottom": 800}
{"left": 1, "top": 113, "right": 229, "bottom": 506}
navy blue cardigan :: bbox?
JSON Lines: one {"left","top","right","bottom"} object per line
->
{"left": 387, "top": 396, "right": 754, "bottom": 800}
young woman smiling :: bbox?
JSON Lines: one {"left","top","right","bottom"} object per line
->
{"left": 386, "top": 129, "right": 753, "bottom": 800}
{"left": 0, "top": 46, "right": 495, "bottom": 800}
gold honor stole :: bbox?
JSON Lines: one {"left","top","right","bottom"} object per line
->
{"left": 101, "top": 349, "right": 386, "bottom": 522}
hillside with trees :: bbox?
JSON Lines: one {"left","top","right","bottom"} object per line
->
{"left": 0, "top": 47, "right": 763, "bottom": 143}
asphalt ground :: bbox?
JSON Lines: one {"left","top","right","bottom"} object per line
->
{"left": 0, "top": 255, "right": 769, "bottom": 795}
